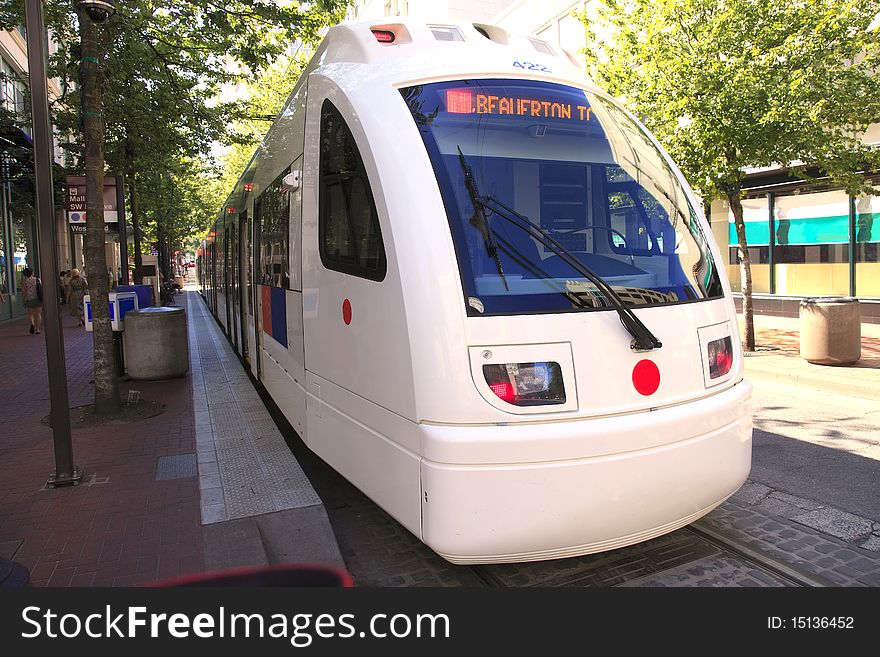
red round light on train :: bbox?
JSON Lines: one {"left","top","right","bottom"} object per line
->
{"left": 632, "top": 359, "right": 660, "bottom": 396}
{"left": 342, "top": 299, "right": 352, "bottom": 325}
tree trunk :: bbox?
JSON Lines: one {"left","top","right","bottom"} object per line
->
{"left": 130, "top": 175, "right": 143, "bottom": 284}
{"left": 727, "top": 188, "right": 756, "bottom": 352}
{"left": 158, "top": 223, "right": 169, "bottom": 283}
{"left": 78, "top": 8, "right": 120, "bottom": 415}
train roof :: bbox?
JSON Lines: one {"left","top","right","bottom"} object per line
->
{"left": 301, "top": 18, "right": 593, "bottom": 90}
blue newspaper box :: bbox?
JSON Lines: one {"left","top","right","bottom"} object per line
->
{"left": 116, "top": 284, "right": 154, "bottom": 309}
{"left": 84, "top": 291, "right": 139, "bottom": 332}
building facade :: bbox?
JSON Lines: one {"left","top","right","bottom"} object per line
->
{"left": 710, "top": 174, "right": 880, "bottom": 321}
{"left": 1, "top": 24, "right": 95, "bottom": 323}
{"left": 1, "top": 26, "right": 40, "bottom": 323}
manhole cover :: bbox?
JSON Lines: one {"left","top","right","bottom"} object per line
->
{"left": 155, "top": 453, "right": 197, "bottom": 481}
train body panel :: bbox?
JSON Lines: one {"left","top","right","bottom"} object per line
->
{"left": 306, "top": 370, "right": 423, "bottom": 535}
{"left": 302, "top": 74, "right": 419, "bottom": 421}
{"left": 198, "top": 18, "right": 753, "bottom": 564}
{"left": 420, "top": 383, "right": 752, "bottom": 563}
{"left": 259, "top": 290, "right": 307, "bottom": 440}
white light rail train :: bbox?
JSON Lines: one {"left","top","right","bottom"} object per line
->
{"left": 198, "top": 19, "right": 753, "bottom": 564}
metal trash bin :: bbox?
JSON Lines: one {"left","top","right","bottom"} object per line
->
{"left": 799, "top": 297, "right": 861, "bottom": 365}
{"left": 123, "top": 307, "right": 189, "bottom": 380}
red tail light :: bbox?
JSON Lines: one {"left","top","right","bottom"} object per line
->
{"left": 483, "top": 362, "right": 566, "bottom": 406}
{"left": 488, "top": 381, "right": 515, "bottom": 402}
{"left": 707, "top": 336, "right": 733, "bottom": 379}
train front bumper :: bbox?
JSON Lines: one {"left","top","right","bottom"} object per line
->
{"left": 419, "top": 379, "right": 753, "bottom": 564}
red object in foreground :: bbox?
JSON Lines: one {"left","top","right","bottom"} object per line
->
{"left": 149, "top": 563, "right": 354, "bottom": 588}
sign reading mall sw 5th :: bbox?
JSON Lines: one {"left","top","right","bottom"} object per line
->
{"left": 66, "top": 175, "right": 118, "bottom": 224}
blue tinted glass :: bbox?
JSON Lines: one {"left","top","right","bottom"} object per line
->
{"left": 401, "top": 79, "right": 724, "bottom": 315}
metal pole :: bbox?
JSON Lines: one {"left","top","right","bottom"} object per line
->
{"left": 767, "top": 193, "right": 776, "bottom": 295}
{"left": 116, "top": 174, "right": 128, "bottom": 284}
{"left": 25, "top": 0, "right": 82, "bottom": 487}
{"left": 849, "top": 195, "right": 857, "bottom": 298}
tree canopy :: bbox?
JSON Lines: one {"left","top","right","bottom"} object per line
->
{"left": 581, "top": 0, "right": 880, "bottom": 349}
{"left": 1, "top": 0, "right": 347, "bottom": 246}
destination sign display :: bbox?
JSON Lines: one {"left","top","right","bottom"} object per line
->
{"left": 445, "top": 89, "right": 593, "bottom": 122}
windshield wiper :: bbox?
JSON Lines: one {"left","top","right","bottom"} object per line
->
{"left": 476, "top": 194, "right": 663, "bottom": 351}
{"left": 457, "top": 147, "right": 508, "bottom": 291}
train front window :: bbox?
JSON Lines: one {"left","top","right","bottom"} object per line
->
{"left": 401, "top": 80, "right": 724, "bottom": 316}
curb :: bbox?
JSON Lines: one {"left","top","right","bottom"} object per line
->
{"left": 744, "top": 358, "right": 880, "bottom": 402}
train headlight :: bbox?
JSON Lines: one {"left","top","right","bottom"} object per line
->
{"left": 482, "top": 362, "right": 566, "bottom": 406}
{"left": 707, "top": 336, "right": 733, "bottom": 379}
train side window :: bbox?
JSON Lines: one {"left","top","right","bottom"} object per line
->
{"left": 257, "top": 169, "right": 290, "bottom": 289}
{"left": 319, "top": 100, "right": 387, "bottom": 281}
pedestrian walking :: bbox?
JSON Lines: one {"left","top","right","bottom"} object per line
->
{"left": 59, "top": 270, "right": 67, "bottom": 305}
{"left": 67, "top": 268, "right": 88, "bottom": 327}
{"left": 62, "top": 269, "right": 71, "bottom": 304}
{"left": 20, "top": 267, "right": 43, "bottom": 335}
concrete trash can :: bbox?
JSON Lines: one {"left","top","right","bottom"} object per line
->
{"left": 799, "top": 297, "right": 861, "bottom": 365}
{"left": 123, "top": 307, "right": 189, "bottom": 380}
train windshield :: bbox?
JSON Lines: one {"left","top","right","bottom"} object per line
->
{"left": 401, "top": 79, "right": 724, "bottom": 316}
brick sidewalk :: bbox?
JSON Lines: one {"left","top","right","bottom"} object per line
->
{"left": 738, "top": 314, "right": 880, "bottom": 400}
{"left": 742, "top": 316, "right": 880, "bottom": 363}
{"left": 0, "top": 299, "right": 204, "bottom": 586}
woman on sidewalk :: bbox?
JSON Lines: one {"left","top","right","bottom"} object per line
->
{"left": 67, "top": 268, "right": 88, "bottom": 327}
{"left": 20, "top": 267, "right": 43, "bottom": 334}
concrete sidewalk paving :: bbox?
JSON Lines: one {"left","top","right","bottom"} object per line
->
{"left": 738, "top": 313, "right": 880, "bottom": 401}
{"left": 0, "top": 291, "right": 343, "bottom": 587}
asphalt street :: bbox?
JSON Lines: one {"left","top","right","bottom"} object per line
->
{"left": 748, "top": 377, "right": 880, "bottom": 522}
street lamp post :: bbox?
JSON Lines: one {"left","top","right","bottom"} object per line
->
{"left": 24, "top": 0, "right": 81, "bottom": 487}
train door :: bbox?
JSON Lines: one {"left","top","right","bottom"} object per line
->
{"left": 235, "top": 212, "right": 251, "bottom": 362}
{"left": 224, "top": 226, "right": 232, "bottom": 331}
{"left": 301, "top": 92, "right": 420, "bottom": 533}
{"left": 253, "top": 198, "right": 263, "bottom": 381}
{"left": 230, "top": 220, "right": 241, "bottom": 350}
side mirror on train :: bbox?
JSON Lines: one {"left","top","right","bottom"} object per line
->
{"left": 282, "top": 170, "right": 302, "bottom": 192}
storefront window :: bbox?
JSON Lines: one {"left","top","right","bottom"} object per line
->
{"left": 855, "top": 195, "right": 880, "bottom": 297}
{"left": 774, "top": 190, "right": 849, "bottom": 296}
{"left": 728, "top": 197, "right": 770, "bottom": 293}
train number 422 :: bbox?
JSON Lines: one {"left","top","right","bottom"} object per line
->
{"left": 513, "top": 61, "right": 550, "bottom": 72}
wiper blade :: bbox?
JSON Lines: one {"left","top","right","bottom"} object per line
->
{"left": 457, "top": 147, "right": 508, "bottom": 291}
{"left": 477, "top": 195, "right": 662, "bottom": 351}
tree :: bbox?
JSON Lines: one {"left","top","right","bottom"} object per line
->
{"left": 2, "top": 0, "right": 346, "bottom": 416}
{"left": 583, "top": 0, "right": 880, "bottom": 350}
{"left": 216, "top": 51, "right": 311, "bottom": 200}
{"left": 94, "top": 2, "right": 345, "bottom": 283}
{"left": 76, "top": 2, "right": 119, "bottom": 415}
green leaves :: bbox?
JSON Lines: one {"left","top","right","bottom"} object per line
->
{"left": 585, "top": 0, "right": 880, "bottom": 199}
{"left": 3, "top": 0, "right": 347, "bottom": 248}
